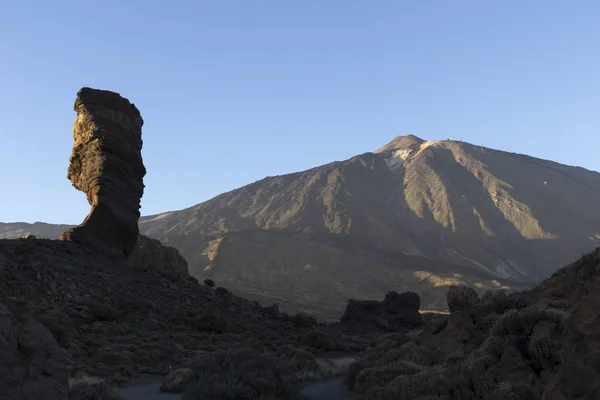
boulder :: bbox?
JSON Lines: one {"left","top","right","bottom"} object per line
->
{"left": 0, "top": 301, "right": 68, "bottom": 400}
{"left": 160, "top": 368, "right": 194, "bottom": 393}
{"left": 60, "top": 87, "right": 146, "bottom": 258}
{"left": 447, "top": 285, "right": 480, "bottom": 313}
{"left": 129, "top": 234, "right": 190, "bottom": 279}
{"left": 340, "top": 291, "right": 423, "bottom": 331}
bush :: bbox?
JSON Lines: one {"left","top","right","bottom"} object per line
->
{"left": 193, "top": 313, "right": 227, "bottom": 333}
{"left": 182, "top": 347, "right": 293, "bottom": 400}
{"left": 204, "top": 279, "right": 215, "bottom": 288}
{"left": 275, "top": 345, "right": 320, "bottom": 378}
{"left": 85, "top": 300, "right": 118, "bottom": 321}
{"left": 301, "top": 329, "right": 347, "bottom": 351}
{"left": 482, "top": 305, "right": 566, "bottom": 362}
{"left": 344, "top": 332, "right": 410, "bottom": 390}
{"left": 69, "top": 376, "right": 123, "bottom": 400}
{"left": 345, "top": 306, "right": 568, "bottom": 400}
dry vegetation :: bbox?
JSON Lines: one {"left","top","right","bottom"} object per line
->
{"left": 182, "top": 346, "right": 356, "bottom": 400}
{"left": 0, "top": 237, "right": 376, "bottom": 391}
{"left": 3, "top": 235, "right": 599, "bottom": 399}
{"left": 68, "top": 376, "right": 123, "bottom": 400}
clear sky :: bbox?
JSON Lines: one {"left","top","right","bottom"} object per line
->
{"left": 1, "top": 1, "right": 599, "bottom": 224}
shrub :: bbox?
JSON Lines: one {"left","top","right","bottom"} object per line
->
{"left": 503, "top": 290, "right": 535, "bottom": 310}
{"left": 482, "top": 305, "right": 567, "bottom": 362}
{"left": 353, "top": 360, "right": 423, "bottom": 395}
{"left": 68, "top": 376, "right": 123, "bottom": 400}
{"left": 204, "top": 279, "right": 215, "bottom": 288}
{"left": 182, "top": 347, "right": 293, "bottom": 400}
{"left": 193, "top": 313, "right": 227, "bottom": 333}
{"left": 301, "top": 329, "right": 347, "bottom": 351}
{"left": 85, "top": 300, "right": 118, "bottom": 321}
{"left": 344, "top": 332, "right": 410, "bottom": 390}
{"left": 346, "top": 306, "right": 568, "bottom": 400}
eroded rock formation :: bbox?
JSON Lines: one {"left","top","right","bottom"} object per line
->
{"left": 60, "top": 87, "right": 146, "bottom": 258}
{"left": 340, "top": 291, "right": 423, "bottom": 331}
{"left": 0, "top": 301, "right": 68, "bottom": 400}
{"left": 129, "top": 234, "right": 190, "bottom": 279}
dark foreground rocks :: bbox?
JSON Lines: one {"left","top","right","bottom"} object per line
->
{"left": 129, "top": 234, "right": 190, "bottom": 279}
{"left": 340, "top": 291, "right": 423, "bottom": 331}
{"left": 345, "top": 248, "right": 600, "bottom": 400}
{"left": 0, "top": 300, "right": 69, "bottom": 400}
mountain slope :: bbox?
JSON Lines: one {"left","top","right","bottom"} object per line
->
{"left": 4, "top": 135, "right": 600, "bottom": 318}
{"left": 136, "top": 136, "right": 600, "bottom": 318}
{"left": 141, "top": 135, "right": 600, "bottom": 275}
{"left": 0, "top": 222, "right": 72, "bottom": 239}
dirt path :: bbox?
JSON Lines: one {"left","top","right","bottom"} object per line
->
{"left": 299, "top": 378, "right": 352, "bottom": 400}
{"left": 120, "top": 381, "right": 181, "bottom": 400}
{"left": 119, "top": 353, "right": 357, "bottom": 400}
{"left": 120, "top": 378, "right": 353, "bottom": 400}
{"left": 298, "top": 353, "right": 355, "bottom": 400}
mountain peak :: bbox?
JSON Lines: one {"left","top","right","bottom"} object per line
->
{"left": 375, "top": 134, "right": 426, "bottom": 154}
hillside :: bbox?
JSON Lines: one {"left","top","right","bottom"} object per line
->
{"left": 4, "top": 135, "right": 600, "bottom": 318}
{"left": 140, "top": 135, "right": 600, "bottom": 316}
{"left": 0, "top": 221, "right": 71, "bottom": 239}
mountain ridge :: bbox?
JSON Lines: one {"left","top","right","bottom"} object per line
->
{"left": 4, "top": 135, "right": 600, "bottom": 318}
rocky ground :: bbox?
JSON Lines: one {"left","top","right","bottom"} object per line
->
{"left": 0, "top": 236, "right": 386, "bottom": 399}
{"left": 2, "top": 237, "right": 600, "bottom": 399}
{"left": 343, "top": 247, "right": 600, "bottom": 399}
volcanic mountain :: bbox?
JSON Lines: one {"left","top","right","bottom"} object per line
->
{"left": 4, "top": 135, "right": 600, "bottom": 319}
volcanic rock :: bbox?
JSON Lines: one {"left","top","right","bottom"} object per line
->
{"left": 60, "top": 87, "right": 146, "bottom": 258}
{"left": 340, "top": 291, "right": 423, "bottom": 331}
{"left": 129, "top": 234, "right": 190, "bottom": 279}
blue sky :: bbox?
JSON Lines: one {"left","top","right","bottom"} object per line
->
{"left": 1, "top": 1, "right": 599, "bottom": 224}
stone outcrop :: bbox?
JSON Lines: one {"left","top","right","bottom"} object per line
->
{"left": 340, "top": 291, "right": 423, "bottom": 331}
{"left": 129, "top": 234, "right": 190, "bottom": 279}
{"left": 0, "top": 301, "right": 68, "bottom": 400}
{"left": 534, "top": 247, "right": 600, "bottom": 310}
{"left": 60, "top": 87, "right": 146, "bottom": 258}
{"left": 542, "top": 275, "right": 600, "bottom": 399}
{"left": 447, "top": 284, "right": 480, "bottom": 313}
